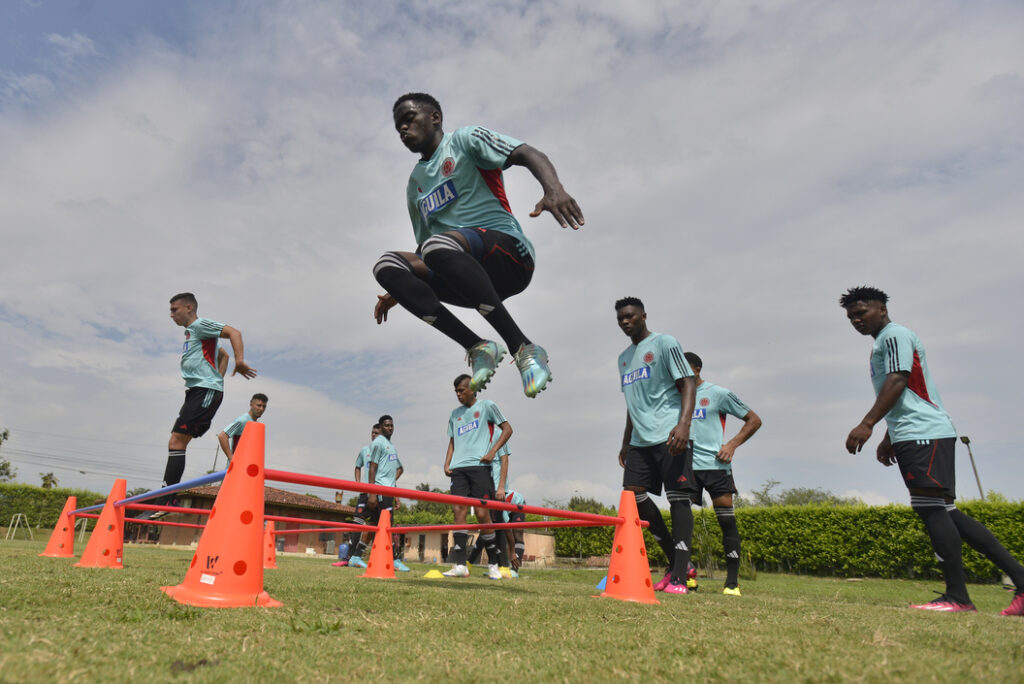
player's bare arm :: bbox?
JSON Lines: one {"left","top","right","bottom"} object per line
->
{"left": 619, "top": 411, "right": 633, "bottom": 468}
{"left": 367, "top": 461, "right": 379, "bottom": 507}
{"left": 217, "top": 431, "right": 232, "bottom": 460}
{"left": 846, "top": 371, "right": 908, "bottom": 454}
{"left": 219, "top": 325, "right": 257, "bottom": 378}
{"left": 482, "top": 420, "right": 513, "bottom": 465}
{"left": 717, "top": 409, "right": 763, "bottom": 464}
{"left": 507, "top": 144, "right": 584, "bottom": 230}
{"left": 217, "top": 348, "right": 229, "bottom": 377}
{"left": 496, "top": 454, "right": 509, "bottom": 501}
{"left": 667, "top": 376, "right": 696, "bottom": 456}
{"left": 443, "top": 438, "right": 455, "bottom": 477}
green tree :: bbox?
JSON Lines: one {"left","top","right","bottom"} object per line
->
{"left": 408, "top": 482, "right": 451, "bottom": 517}
{"left": 0, "top": 428, "right": 16, "bottom": 482}
{"left": 39, "top": 472, "right": 59, "bottom": 489}
{"left": 128, "top": 487, "right": 151, "bottom": 497}
{"left": 744, "top": 479, "right": 861, "bottom": 507}
{"left": 567, "top": 495, "right": 614, "bottom": 515}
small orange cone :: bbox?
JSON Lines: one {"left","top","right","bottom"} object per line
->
{"left": 76, "top": 480, "right": 126, "bottom": 569}
{"left": 599, "top": 490, "right": 659, "bottom": 604}
{"left": 263, "top": 521, "right": 278, "bottom": 569}
{"left": 39, "top": 496, "right": 77, "bottom": 558}
{"left": 162, "top": 422, "right": 282, "bottom": 607}
{"left": 361, "top": 508, "right": 395, "bottom": 579}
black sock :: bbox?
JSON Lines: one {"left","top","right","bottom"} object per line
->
{"left": 715, "top": 506, "right": 741, "bottom": 587}
{"left": 514, "top": 539, "right": 525, "bottom": 567}
{"left": 948, "top": 504, "right": 1024, "bottom": 588}
{"left": 374, "top": 256, "right": 482, "bottom": 349}
{"left": 467, "top": 534, "right": 486, "bottom": 565}
{"left": 634, "top": 492, "right": 674, "bottom": 568}
{"left": 668, "top": 495, "right": 694, "bottom": 582}
{"left": 452, "top": 532, "right": 469, "bottom": 565}
{"left": 422, "top": 245, "right": 529, "bottom": 352}
{"left": 482, "top": 532, "right": 500, "bottom": 565}
{"left": 912, "top": 496, "right": 970, "bottom": 604}
{"left": 163, "top": 450, "right": 186, "bottom": 487}
{"left": 344, "top": 532, "right": 360, "bottom": 559}
{"left": 353, "top": 540, "right": 367, "bottom": 559}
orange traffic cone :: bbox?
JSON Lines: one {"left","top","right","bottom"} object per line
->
{"left": 599, "top": 490, "right": 659, "bottom": 604}
{"left": 161, "top": 422, "right": 282, "bottom": 607}
{"left": 39, "top": 496, "right": 77, "bottom": 558}
{"left": 361, "top": 508, "right": 395, "bottom": 579}
{"left": 263, "top": 521, "right": 278, "bottom": 569}
{"left": 76, "top": 480, "right": 126, "bottom": 569}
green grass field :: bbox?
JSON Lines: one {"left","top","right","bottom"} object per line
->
{"left": 1, "top": 539, "right": 1022, "bottom": 683}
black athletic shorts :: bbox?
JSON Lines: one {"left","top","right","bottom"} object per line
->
{"left": 171, "top": 387, "right": 224, "bottom": 438}
{"left": 353, "top": 493, "right": 370, "bottom": 521}
{"left": 691, "top": 469, "right": 738, "bottom": 504}
{"left": 893, "top": 437, "right": 956, "bottom": 498}
{"left": 422, "top": 228, "right": 534, "bottom": 304}
{"left": 363, "top": 496, "right": 395, "bottom": 524}
{"left": 450, "top": 466, "right": 495, "bottom": 500}
{"left": 507, "top": 511, "right": 525, "bottom": 524}
{"left": 622, "top": 441, "right": 696, "bottom": 497}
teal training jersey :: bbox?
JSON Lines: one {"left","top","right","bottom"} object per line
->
{"left": 490, "top": 441, "right": 511, "bottom": 490}
{"left": 368, "top": 435, "right": 402, "bottom": 488}
{"left": 691, "top": 382, "right": 751, "bottom": 471}
{"left": 870, "top": 322, "right": 956, "bottom": 442}
{"left": 406, "top": 126, "right": 535, "bottom": 261}
{"left": 618, "top": 332, "right": 694, "bottom": 446}
{"left": 181, "top": 318, "right": 225, "bottom": 391}
{"left": 447, "top": 399, "right": 508, "bottom": 470}
{"left": 222, "top": 413, "right": 252, "bottom": 438}
{"left": 501, "top": 489, "right": 526, "bottom": 523}
{"left": 355, "top": 445, "right": 372, "bottom": 470}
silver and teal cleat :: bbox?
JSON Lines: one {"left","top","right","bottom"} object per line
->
{"left": 514, "top": 343, "right": 551, "bottom": 398}
{"left": 466, "top": 340, "right": 506, "bottom": 392}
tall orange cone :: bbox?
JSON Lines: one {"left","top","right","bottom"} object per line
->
{"left": 263, "top": 521, "right": 278, "bottom": 569}
{"left": 39, "top": 496, "right": 77, "bottom": 558}
{"left": 598, "top": 490, "right": 659, "bottom": 604}
{"left": 361, "top": 508, "right": 395, "bottom": 579}
{"left": 161, "top": 422, "right": 282, "bottom": 607}
{"left": 76, "top": 480, "right": 126, "bottom": 569}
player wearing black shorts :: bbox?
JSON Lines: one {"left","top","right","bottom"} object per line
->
{"left": 684, "top": 352, "right": 762, "bottom": 595}
{"left": 442, "top": 374, "right": 512, "bottom": 578}
{"left": 333, "top": 424, "right": 381, "bottom": 567}
{"left": 152, "top": 294, "right": 256, "bottom": 517}
{"left": 842, "top": 286, "right": 1024, "bottom": 615}
{"left": 347, "top": 416, "right": 406, "bottom": 570}
{"left": 373, "top": 93, "right": 584, "bottom": 398}
{"left": 615, "top": 297, "right": 697, "bottom": 595}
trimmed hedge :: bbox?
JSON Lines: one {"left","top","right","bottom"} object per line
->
{"left": 555, "top": 502, "right": 1024, "bottom": 581}
{"left": 0, "top": 483, "right": 105, "bottom": 530}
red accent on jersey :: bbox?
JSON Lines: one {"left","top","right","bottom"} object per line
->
{"left": 202, "top": 339, "right": 218, "bottom": 373}
{"left": 720, "top": 413, "right": 727, "bottom": 436}
{"left": 477, "top": 167, "right": 513, "bottom": 213}
{"left": 906, "top": 350, "right": 936, "bottom": 406}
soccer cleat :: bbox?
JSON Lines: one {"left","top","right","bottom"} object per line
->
{"left": 348, "top": 556, "right": 367, "bottom": 569}
{"left": 509, "top": 569, "right": 519, "bottom": 579}
{"left": 443, "top": 564, "right": 470, "bottom": 578}
{"left": 687, "top": 578, "right": 699, "bottom": 591}
{"left": 500, "top": 566, "right": 512, "bottom": 579}
{"left": 514, "top": 343, "right": 552, "bottom": 398}
{"left": 466, "top": 341, "right": 506, "bottom": 392}
{"left": 653, "top": 571, "right": 672, "bottom": 592}
{"left": 488, "top": 564, "right": 503, "bottom": 580}
{"left": 394, "top": 559, "right": 410, "bottom": 572}
{"left": 910, "top": 595, "right": 976, "bottom": 612}
{"left": 723, "top": 586, "right": 742, "bottom": 597}
{"left": 663, "top": 579, "right": 689, "bottom": 595}
{"left": 330, "top": 560, "right": 348, "bottom": 567}
{"left": 1000, "top": 591, "right": 1024, "bottom": 616}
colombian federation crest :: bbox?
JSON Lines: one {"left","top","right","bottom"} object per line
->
{"left": 441, "top": 157, "right": 456, "bottom": 177}
{"left": 700, "top": 397, "right": 710, "bottom": 407}
{"left": 643, "top": 351, "right": 654, "bottom": 364}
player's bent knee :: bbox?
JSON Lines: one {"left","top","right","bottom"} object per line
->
{"left": 373, "top": 252, "right": 414, "bottom": 282}
{"left": 420, "top": 233, "right": 465, "bottom": 261}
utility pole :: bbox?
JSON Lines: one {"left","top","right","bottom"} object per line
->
{"left": 959, "top": 435, "right": 985, "bottom": 501}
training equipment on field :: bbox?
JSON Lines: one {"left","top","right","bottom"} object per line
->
{"left": 599, "top": 490, "right": 658, "bottom": 604}
{"left": 161, "top": 423, "right": 281, "bottom": 607}
{"left": 76, "top": 479, "right": 126, "bottom": 569}
{"left": 361, "top": 509, "right": 395, "bottom": 579}
{"left": 596, "top": 575, "right": 607, "bottom": 590}
{"left": 263, "top": 522, "right": 278, "bottom": 569}
{"left": 39, "top": 496, "right": 77, "bottom": 558}
{"left": 423, "top": 569, "right": 445, "bottom": 578}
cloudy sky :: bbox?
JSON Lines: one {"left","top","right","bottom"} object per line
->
{"left": 2, "top": 0, "right": 1022, "bottom": 509}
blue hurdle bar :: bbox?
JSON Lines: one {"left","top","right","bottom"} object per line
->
{"left": 69, "top": 470, "right": 227, "bottom": 515}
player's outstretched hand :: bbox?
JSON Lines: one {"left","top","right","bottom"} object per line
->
{"left": 529, "top": 186, "right": 584, "bottom": 230}
{"left": 845, "top": 423, "right": 872, "bottom": 454}
{"left": 232, "top": 361, "right": 257, "bottom": 379}
{"left": 375, "top": 293, "right": 397, "bottom": 324}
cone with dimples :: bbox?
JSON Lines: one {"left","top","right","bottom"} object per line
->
{"left": 263, "top": 521, "right": 278, "bottom": 569}
{"left": 361, "top": 508, "right": 395, "bottom": 579}
{"left": 161, "top": 422, "right": 281, "bottom": 607}
{"left": 598, "top": 490, "right": 659, "bottom": 604}
{"left": 40, "top": 496, "right": 77, "bottom": 558}
{"left": 76, "top": 480, "right": 126, "bottom": 569}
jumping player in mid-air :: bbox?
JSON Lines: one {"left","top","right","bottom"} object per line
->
{"left": 684, "top": 352, "right": 762, "bottom": 596}
{"left": 373, "top": 93, "right": 584, "bottom": 398}
{"left": 615, "top": 297, "right": 697, "bottom": 595}
{"left": 841, "top": 286, "right": 1024, "bottom": 615}
{"left": 163, "top": 292, "right": 256, "bottom": 495}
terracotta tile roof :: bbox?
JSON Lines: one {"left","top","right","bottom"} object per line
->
{"left": 184, "top": 485, "right": 354, "bottom": 514}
